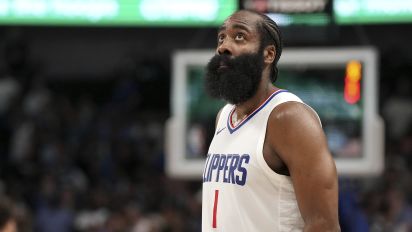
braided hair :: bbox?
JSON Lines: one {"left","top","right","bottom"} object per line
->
{"left": 247, "top": 10, "right": 283, "bottom": 83}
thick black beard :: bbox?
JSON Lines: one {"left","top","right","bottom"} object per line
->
{"left": 204, "top": 50, "right": 264, "bottom": 105}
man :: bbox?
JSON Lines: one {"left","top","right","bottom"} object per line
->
{"left": 202, "top": 10, "right": 340, "bottom": 231}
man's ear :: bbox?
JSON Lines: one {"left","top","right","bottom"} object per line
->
{"left": 263, "top": 45, "right": 276, "bottom": 65}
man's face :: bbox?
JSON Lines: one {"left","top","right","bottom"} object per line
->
{"left": 205, "top": 11, "right": 264, "bottom": 104}
{"left": 216, "top": 11, "right": 261, "bottom": 57}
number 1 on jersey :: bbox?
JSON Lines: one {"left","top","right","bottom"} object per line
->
{"left": 213, "top": 189, "right": 219, "bottom": 228}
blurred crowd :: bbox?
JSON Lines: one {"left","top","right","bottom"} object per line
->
{"left": 0, "top": 36, "right": 411, "bottom": 232}
{"left": 0, "top": 37, "right": 201, "bottom": 232}
{"left": 338, "top": 57, "right": 412, "bottom": 231}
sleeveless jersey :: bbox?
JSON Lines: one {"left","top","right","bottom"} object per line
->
{"left": 202, "top": 90, "right": 312, "bottom": 232}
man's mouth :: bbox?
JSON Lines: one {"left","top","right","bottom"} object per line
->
{"left": 218, "top": 61, "right": 229, "bottom": 70}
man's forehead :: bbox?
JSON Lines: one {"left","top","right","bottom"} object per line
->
{"left": 220, "top": 11, "right": 261, "bottom": 31}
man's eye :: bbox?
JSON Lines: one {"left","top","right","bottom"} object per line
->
{"left": 218, "top": 35, "right": 225, "bottom": 43}
{"left": 235, "top": 33, "right": 244, "bottom": 40}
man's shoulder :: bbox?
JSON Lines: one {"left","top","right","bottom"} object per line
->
{"left": 268, "top": 101, "right": 320, "bottom": 127}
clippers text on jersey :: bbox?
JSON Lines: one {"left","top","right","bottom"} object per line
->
{"left": 203, "top": 154, "right": 250, "bottom": 186}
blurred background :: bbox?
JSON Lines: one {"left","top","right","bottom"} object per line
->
{"left": 0, "top": 0, "right": 411, "bottom": 231}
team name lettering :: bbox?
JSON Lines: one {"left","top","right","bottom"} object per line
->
{"left": 203, "top": 153, "right": 250, "bottom": 186}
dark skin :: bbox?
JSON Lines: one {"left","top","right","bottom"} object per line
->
{"left": 215, "top": 10, "right": 340, "bottom": 231}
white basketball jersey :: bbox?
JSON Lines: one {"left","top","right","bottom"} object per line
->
{"left": 202, "top": 90, "right": 309, "bottom": 232}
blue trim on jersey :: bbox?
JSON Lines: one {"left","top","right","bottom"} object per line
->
{"left": 227, "top": 90, "right": 288, "bottom": 134}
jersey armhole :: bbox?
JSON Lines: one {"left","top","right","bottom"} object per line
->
{"left": 255, "top": 100, "right": 300, "bottom": 183}
{"left": 255, "top": 99, "right": 322, "bottom": 183}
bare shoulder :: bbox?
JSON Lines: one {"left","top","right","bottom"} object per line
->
{"left": 269, "top": 101, "right": 320, "bottom": 128}
{"left": 266, "top": 101, "right": 331, "bottom": 168}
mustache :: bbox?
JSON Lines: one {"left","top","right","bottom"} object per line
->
{"left": 208, "top": 54, "right": 232, "bottom": 70}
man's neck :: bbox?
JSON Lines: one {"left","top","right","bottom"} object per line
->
{"left": 234, "top": 82, "right": 279, "bottom": 119}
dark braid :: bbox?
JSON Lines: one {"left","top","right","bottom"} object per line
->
{"left": 260, "top": 15, "right": 283, "bottom": 83}
{"left": 245, "top": 10, "right": 283, "bottom": 83}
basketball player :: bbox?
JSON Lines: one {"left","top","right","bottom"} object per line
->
{"left": 202, "top": 10, "right": 340, "bottom": 231}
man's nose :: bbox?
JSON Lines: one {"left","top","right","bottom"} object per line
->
{"left": 217, "top": 41, "right": 232, "bottom": 56}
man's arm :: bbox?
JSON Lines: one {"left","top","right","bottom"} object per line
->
{"left": 267, "top": 102, "right": 340, "bottom": 231}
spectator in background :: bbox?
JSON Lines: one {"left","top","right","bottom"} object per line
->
{"left": 369, "top": 186, "right": 412, "bottom": 232}
{"left": 383, "top": 75, "right": 412, "bottom": 141}
{"left": 0, "top": 197, "right": 17, "bottom": 232}
{"left": 34, "top": 175, "right": 74, "bottom": 232}
{"left": 338, "top": 182, "right": 369, "bottom": 232}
